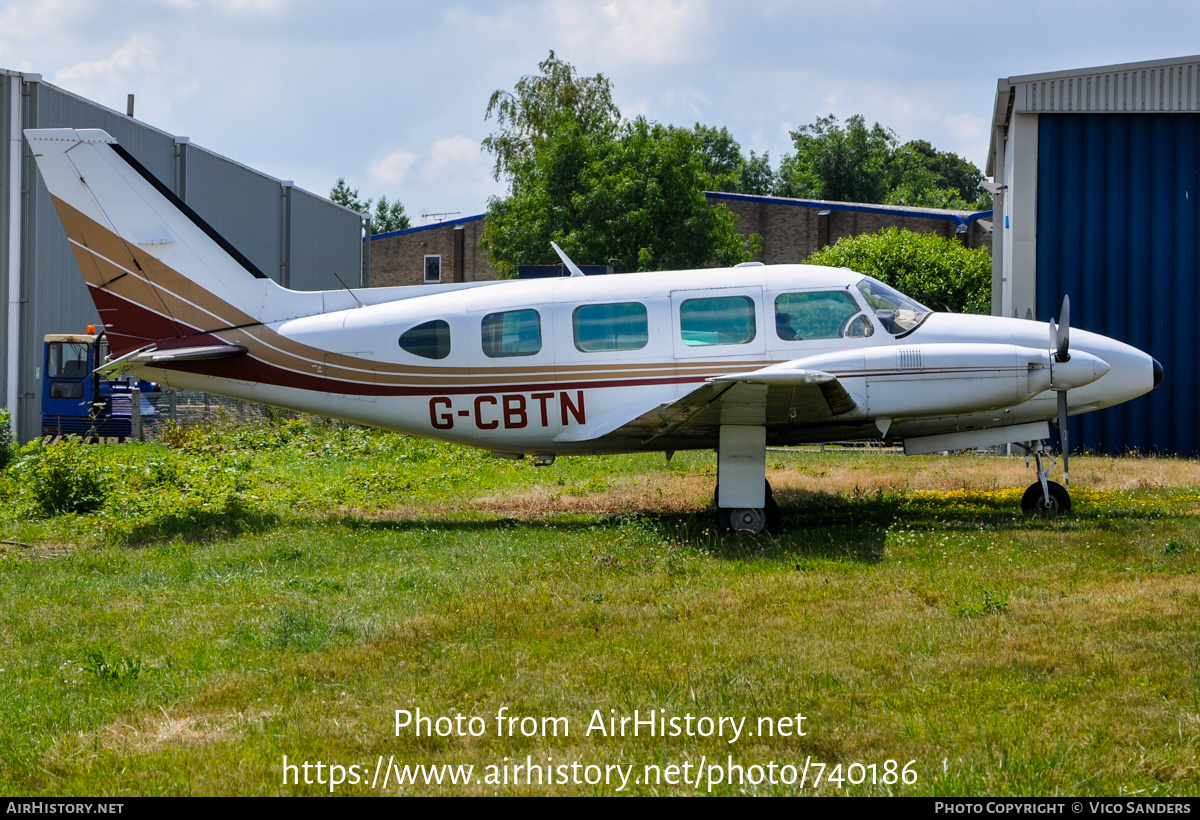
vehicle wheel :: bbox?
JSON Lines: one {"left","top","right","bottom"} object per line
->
{"left": 1020, "top": 480, "right": 1071, "bottom": 515}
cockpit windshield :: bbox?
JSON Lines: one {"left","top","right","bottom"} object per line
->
{"left": 855, "top": 277, "right": 932, "bottom": 335}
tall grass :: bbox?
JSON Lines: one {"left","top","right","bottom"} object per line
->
{"left": 0, "top": 417, "right": 1198, "bottom": 795}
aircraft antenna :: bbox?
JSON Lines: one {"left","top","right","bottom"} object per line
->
{"left": 331, "top": 270, "right": 364, "bottom": 308}
{"left": 550, "top": 242, "right": 585, "bottom": 278}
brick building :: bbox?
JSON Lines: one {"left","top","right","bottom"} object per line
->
{"left": 368, "top": 215, "right": 491, "bottom": 287}
{"left": 368, "top": 193, "right": 992, "bottom": 286}
{"left": 711, "top": 193, "right": 992, "bottom": 263}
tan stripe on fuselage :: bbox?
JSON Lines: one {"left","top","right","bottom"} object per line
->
{"left": 53, "top": 196, "right": 779, "bottom": 389}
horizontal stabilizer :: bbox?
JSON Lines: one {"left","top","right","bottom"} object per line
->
{"left": 96, "top": 343, "right": 248, "bottom": 377}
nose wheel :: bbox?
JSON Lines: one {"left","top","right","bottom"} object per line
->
{"left": 1017, "top": 442, "right": 1072, "bottom": 515}
{"left": 1021, "top": 480, "right": 1071, "bottom": 514}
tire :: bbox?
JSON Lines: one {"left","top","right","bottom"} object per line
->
{"left": 714, "top": 480, "right": 780, "bottom": 533}
{"left": 1020, "top": 480, "right": 1071, "bottom": 515}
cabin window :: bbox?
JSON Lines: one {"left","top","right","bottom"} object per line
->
{"left": 399, "top": 319, "right": 451, "bottom": 360}
{"left": 679, "top": 296, "right": 756, "bottom": 346}
{"left": 46, "top": 341, "right": 89, "bottom": 379}
{"left": 424, "top": 255, "right": 442, "bottom": 283}
{"left": 481, "top": 309, "right": 541, "bottom": 357}
{"left": 572, "top": 302, "right": 648, "bottom": 352}
{"left": 774, "top": 291, "right": 869, "bottom": 340}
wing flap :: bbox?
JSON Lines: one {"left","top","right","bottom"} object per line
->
{"left": 559, "top": 366, "right": 858, "bottom": 446}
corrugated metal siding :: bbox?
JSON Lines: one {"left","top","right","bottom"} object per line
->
{"left": 288, "top": 187, "right": 365, "bottom": 290}
{"left": 0, "top": 74, "right": 12, "bottom": 411}
{"left": 1037, "top": 113, "right": 1200, "bottom": 454}
{"left": 182, "top": 145, "right": 284, "bottom": 282}
{"left": 30, "top": 84, "right": 177, "bottom": 186}
{"left": 1019, "top": 63, "right": 1200, "bottom": 114}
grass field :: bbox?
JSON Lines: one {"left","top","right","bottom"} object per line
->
{"left": 1, "top": 416, "right": 1198, "bottom": 796}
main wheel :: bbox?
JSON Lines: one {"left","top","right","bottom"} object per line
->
{"left": 714, "top": 481, "right": 780, "bottom": 533}
{"left": 1020, "top": 480, "right": 1071, "bottom": 515}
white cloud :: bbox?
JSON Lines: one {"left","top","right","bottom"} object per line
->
{"left": 416, "top": 135, "right": 499, "bottom": 210}
{"left": 54, "top": 34, "right": 158, "bottom": 87}
{"left": 547, "top": 0, "right": 711, "bottom": 67}
{"left": 661, "top": 86, "right": 711, "bottom": 119}
{"left": 145, "top": 0, "right": 286, "bottom": 14}
{"left": 364, "top": 136, "right": 501, "bottom": 220}
{"left": 368, "top": 149, "right": 419, "bottom": 188}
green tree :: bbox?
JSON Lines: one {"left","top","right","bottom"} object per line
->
{"left": 805, "top": 227, "right": 991, "bottom": 314}
{"left": 690, "top": 124, "right": 773, "bottom": 195}
{"left": 482, "top": 56, "right": 755, "bottom": 277}
{"left": 482, "top": 50, "right": 620, "bottom": 182}
{"left": 330, "top": 178, "right": 411, "bottom": 235}
{"left": 483, "top": 114, "right": 754, "bottom": 277}
{"left": 775, "top": 115, "right": 992, "bottom": 211}
{"left": 885, "top": 140, "right": 992, "bottom": 210}
{"left": 775, "top": 114, "right": 897, "bottom": 203}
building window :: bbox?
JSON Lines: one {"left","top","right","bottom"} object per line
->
{"left": 572, "top": 302, "right": 648, "bottom": 352}
{"left": 481, "top": 309, "right": 541, "bottom": 357}
{"left": 679, "top": 296, "right": 756, "bottom": 347}
{"left": 424, "top": 255, "right": 442, "bottom": 283}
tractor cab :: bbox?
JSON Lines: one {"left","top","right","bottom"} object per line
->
{"left": 41, "top": 329, "right": 158, "bottom": 439}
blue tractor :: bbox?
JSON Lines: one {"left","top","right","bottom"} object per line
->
{"left": 41, "top": 329, "right": 158, "bottom": 439}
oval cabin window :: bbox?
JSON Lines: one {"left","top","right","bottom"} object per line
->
{"left": 399, "top": 320, "right": 451, "bottom": 360}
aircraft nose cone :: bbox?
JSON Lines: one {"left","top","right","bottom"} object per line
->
{"left": 1153, "top": 358, "right": 1164, "bottom": 389}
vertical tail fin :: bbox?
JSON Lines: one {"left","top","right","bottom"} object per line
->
{"left": 25, "top": 128, "right": 281, "bottom": 355}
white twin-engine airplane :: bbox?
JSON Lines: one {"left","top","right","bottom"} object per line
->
{"left": 28, "top": 128, "right": 1162, "bottom": 533}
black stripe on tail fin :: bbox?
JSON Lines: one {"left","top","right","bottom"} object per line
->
{"left": 109, "top": 143, "right": 269, "bottom": 280}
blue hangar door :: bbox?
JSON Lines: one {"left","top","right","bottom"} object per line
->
{"left": 1038, "top": 113, "right": 1200, "bottom": 455}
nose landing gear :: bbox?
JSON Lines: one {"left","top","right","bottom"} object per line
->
{"left": 1017, "top": 442, "right": 1072, "bottom": 515}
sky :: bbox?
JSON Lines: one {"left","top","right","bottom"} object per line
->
{"left": 3, "top": 0, "right": 1199, "bottom": 224}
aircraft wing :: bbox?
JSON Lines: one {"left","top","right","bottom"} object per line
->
{"left": 555, "top": 365, "right": 857, "bottom": 444}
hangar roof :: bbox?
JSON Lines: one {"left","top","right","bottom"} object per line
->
{"left": 988, "top": 54, "right": 1200, "bottom": 175}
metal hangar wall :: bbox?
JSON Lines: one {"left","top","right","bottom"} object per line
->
{"left": 0, "top": 70, "right": 369, "bottom": 442}
{"left": 989, "top": 55, "right": 1200, "bottom": 454}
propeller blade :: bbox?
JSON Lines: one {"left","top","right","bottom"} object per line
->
{"left": 1057, "top": 389, "right": 1070, "bottom": 488}
{"left": 1054, "top": 295, "right": 1070, "bottom": 362}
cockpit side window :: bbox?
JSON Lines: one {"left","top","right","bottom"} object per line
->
{"left": 855, "top": 278, "right": 932, "bottom": 335}
{"left": 774, "top": 291, "right": 868, "bottom": 340}
{"left": 399, "top": 319, "right": 451, "bottom": 360}
{"left": 481, "top": 309, "right": 542, "bottom": 357}
{"left": 679, "top": 296, "right": 756, "bottom": 347}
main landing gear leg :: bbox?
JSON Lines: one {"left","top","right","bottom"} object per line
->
{"left": 714, "top": 425, "right": 780, "bottom": 534}
{"left": 1018, "top": 441, "right": 1072, "bottom": 515}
